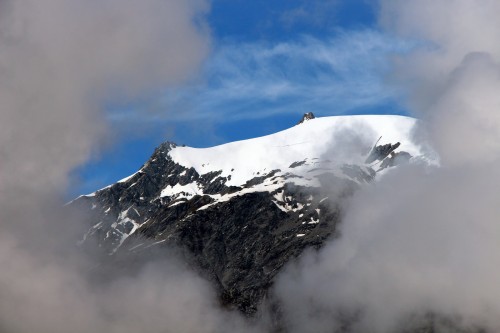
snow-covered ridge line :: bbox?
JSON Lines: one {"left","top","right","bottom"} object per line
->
{"left": 75, "top": 114, "right": 424, "bottom": 201}
{"left": 168, "top": 115, "right": 423, "bottom": 187}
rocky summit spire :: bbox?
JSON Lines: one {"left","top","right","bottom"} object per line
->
{"left": 297, "top": 112, "right": 315, "bottom": 124}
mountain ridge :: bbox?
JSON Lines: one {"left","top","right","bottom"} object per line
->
{"left": 70, "top": 114, "right": 428, "bottom": 314}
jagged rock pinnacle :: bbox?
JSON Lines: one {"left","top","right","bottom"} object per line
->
{"left": 297, "top": 112, "right": 315, "bottom": 125}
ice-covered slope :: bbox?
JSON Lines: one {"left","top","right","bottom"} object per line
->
{"left": 168, "top": 115, "right": 422, "bottom": 187}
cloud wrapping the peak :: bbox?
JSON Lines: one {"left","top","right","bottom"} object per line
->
{"left": 276, "top": 163, "right": 500, "bottom": 332}
{"left": 379, "top": 0, "right": 500, "bottom": 166}
{"left": 272, "top": 1, "right": 500, "bottom": 332}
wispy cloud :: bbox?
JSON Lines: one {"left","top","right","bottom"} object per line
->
{"left": 279, "top": 0, "right": 340, "bottom": 29}
{"left": 108, "top": 30, "right": 414, "bottom": 126}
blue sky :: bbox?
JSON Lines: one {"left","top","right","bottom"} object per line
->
{"left": 70, "top": 0, "right": 413, "bottom": 197}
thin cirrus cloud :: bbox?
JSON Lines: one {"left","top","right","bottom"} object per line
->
{"left": 108, "top": 30, "right": 415, "bottom": 126}
{"left": 279, "top": 0, "right": 340, "bottom": 29}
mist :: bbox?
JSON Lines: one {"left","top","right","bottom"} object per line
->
{"left": 0, "top": 1, "right": 266, "bottom": 332}
{"left": 273, "top": 1, "right": 500, "bottom": 332}
{"left": 4, "top": 0, "right": 500, "bottom": 332}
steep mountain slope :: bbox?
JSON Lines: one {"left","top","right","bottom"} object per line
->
{"left": 70, "top": 114, "right": 429, "bottom": 314}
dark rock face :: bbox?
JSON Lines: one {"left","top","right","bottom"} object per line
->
{"left": 289, "top": 160, "right": 306, "bottom": 168}
{"left": 157, "top": 187, "right": 341, "bottom": 314}
{"left": 69, "top": 140, "right": 365, "bottom": 315}
{"left": 365, "top": 141, "right": 401, "bottom": 164}
{"left": 297, "top": 112, "right": 315, "bottom": 124}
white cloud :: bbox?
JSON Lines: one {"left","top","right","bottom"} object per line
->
{"left": 380, "top": 0, "right": 500, "bottom": 166}
{"left": 280, "top": 0, "right": 340, "bottom": 29}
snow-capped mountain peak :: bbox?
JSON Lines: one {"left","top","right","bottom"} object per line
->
{"left": 70, "top": 114, "right": 431, "bottom": 314}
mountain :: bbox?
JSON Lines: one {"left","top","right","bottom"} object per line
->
{"left": 69, "top": 114, "right": 428, "bottom": 315}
